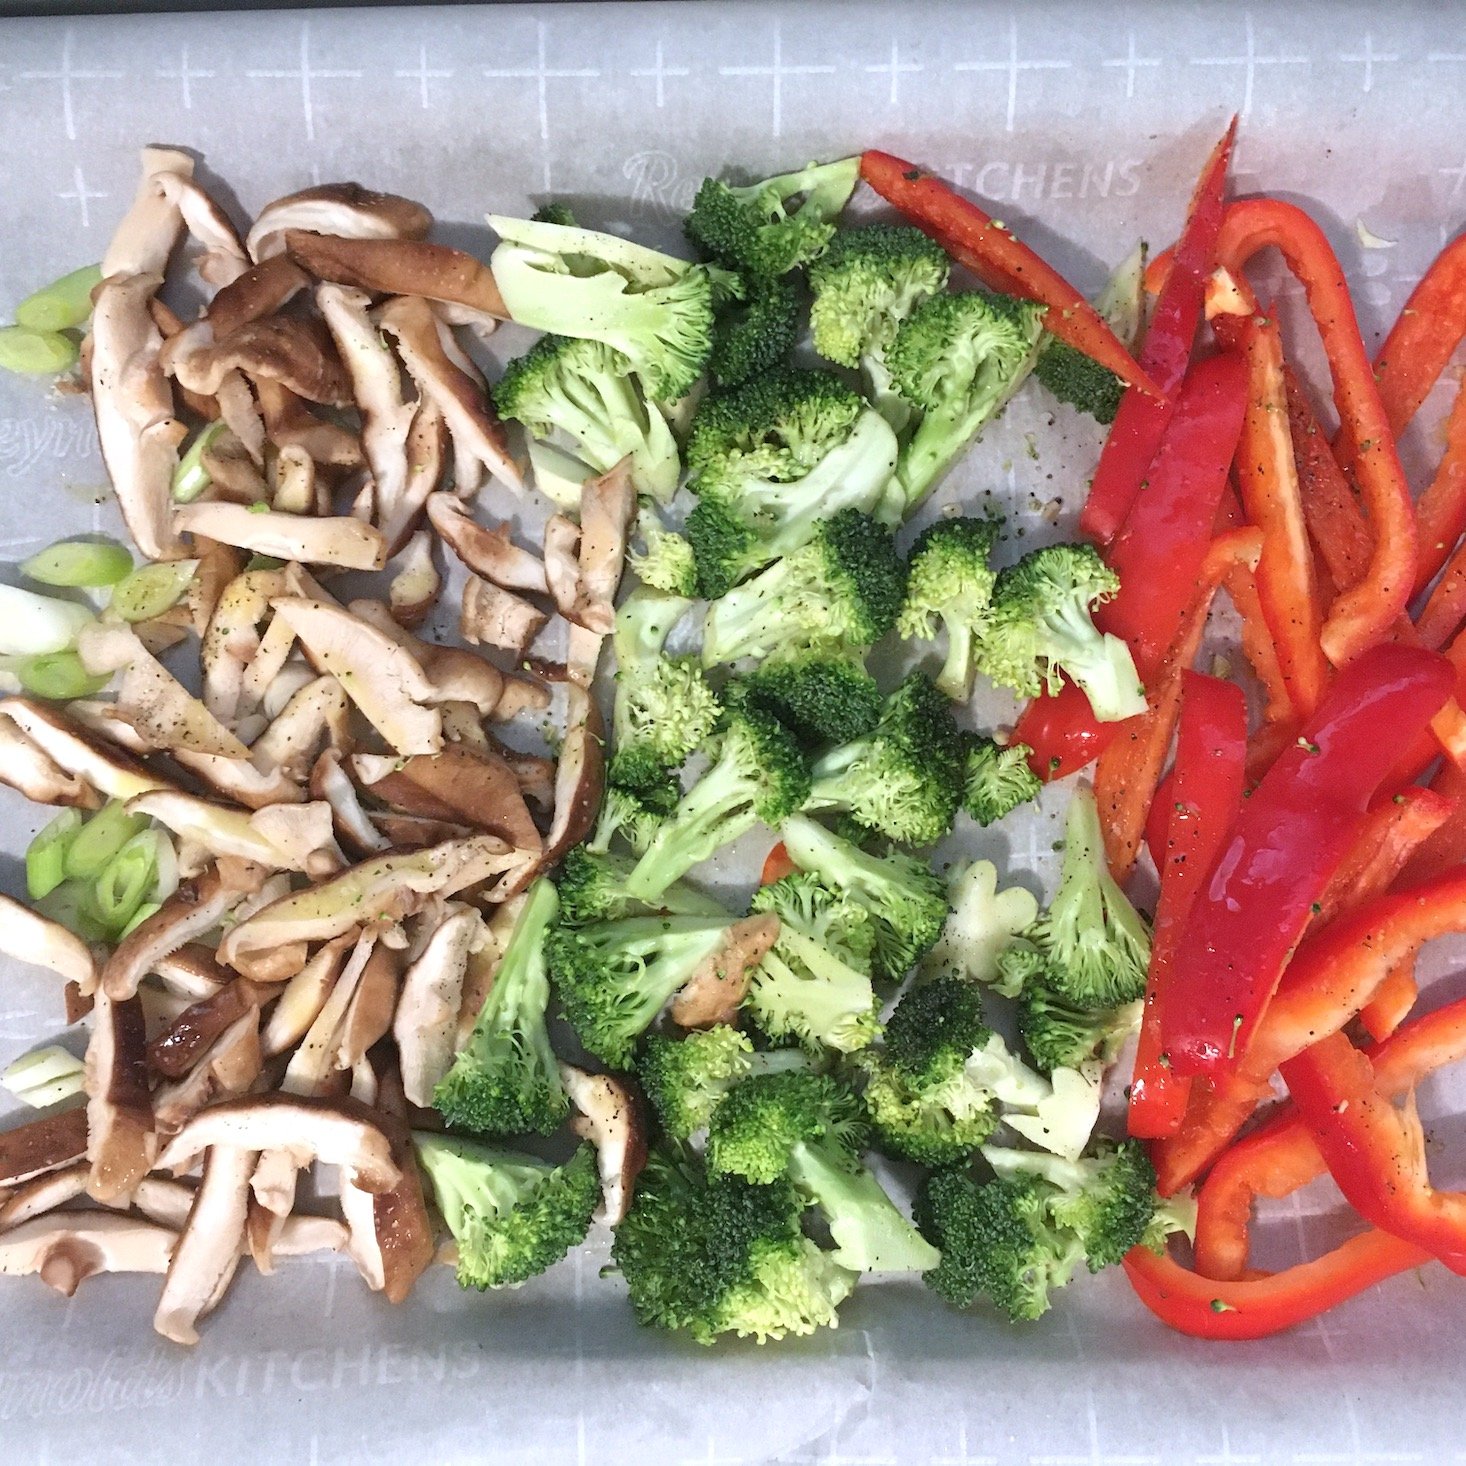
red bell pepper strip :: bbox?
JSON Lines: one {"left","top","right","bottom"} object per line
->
{"left": 759, "top": 841, "right": 794, "bottom": 887}
{"left": 1128, "top": 672, "right": 1246, "bottom": 1139}
{"left": 1153, "top": 865, "right": 1466, "bottom": 1194}
{"left": 1399, "top": 760, "right": 1466, "bottom": 887}
{"left": 1079, "top": 121, "right": 1236, "bottom": 543}
{"left": 1216, "top": 199, "right": 1418, "bottom": 665}
{"left": 1372, "top": 230, "right": 1466, "bottom": 436}
{"left": 1359, "top": 961, "right": 1419, "bottom": 1045}
{"left": 1194, "top": 988, "right": 1466, "bottom": 1281}
{"left": 1094, "top": 529, "right": 1263, "bottom": 882}
{"left": 1409, "top": 384, "right": 1466, "bottom": 600}
{"left": 1282, "top": 1031, "right": 1466, "bottom": 1273}
{"left": 858, "top": 151, "right": 1157, "bottom": 398}
{"left": 1160, "top": 644, "right": 1454, "bottom": 1078}
{"left": 1012, "top": 679, "right": 1110, "bottom": 783}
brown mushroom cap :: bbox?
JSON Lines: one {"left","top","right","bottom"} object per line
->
{"left": 427, "top": 493, "right": 546, "bottom": 593}
{"left": 539, "top": 684, "right": 606, "bottom": 871}
{"left": 260, "top": 933, "right": 354, "bottom": 1058}
{"left": 151, "top": 1008, "right": 264, "bottom": 1132}
{"left": 0, "top": 1106, "right": 89, "bottom": 1189}
{"left": 284, "top": 232, "right": 507, "bottom": 318}
{"left": 0, "top": 1162, "right": 90, "bottom": 1233}
{"left": 84, "top": 990, "right": 156, "bottom": 1203}
{"left": 559, "top": 1063, "right": 648, "bottom": 1226}
{"left": 574, "top": 459, "right": 636, "bottom": 635}
{"left": 147, "top": 977, "right": 263, "bottom": 1079}
{"left": 207, "top": 253, "right": 312, "bottom": 339}
{"left": 460, "top": 574, "right": 548, "bottom": 658}
{"left": 247, "top": 183, "right": 432, "bottom": 262}
{"left": 669, "top": 914, "right": 781, "bottom": 1030}
{"left": 0, "top": 698, "right": 176, "bottom": 805}
{"left": 0, "top": 896, "right": 99, "bottom": 993}
{"left": 0, "top": 712, "right": 100, "bottom": 809}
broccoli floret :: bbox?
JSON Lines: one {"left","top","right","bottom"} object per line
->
{"left": 587, "top": 775, "right": 679, "bottom": 856}
{"left": 709, "top": 274, "right": 799, "bottom": 387}
{"left": 627, "top": 504, "right": 697, "bottom": 596}
{"left": 556, "top": 847, "right": 727, "bottom": 926}
{"left": 489, "top": 215, "right": 717, "bottom": 402}
{"left": 609, "top": 588, "right": 719, "bottom": 791}
{"left": 742, "top": 652, "right": 883, "bottom": 747}
{"left": 639, "top": 1025, "right": 808, "bottom": 1140}
{"left": 493, "top": 334, "right": 680, "bottom": 503}
{"left": 886, "top": 290, "right": 1047, "bottom": 516}
{"left": 920, "top": 859, "right": 1040, "bottom": 986}
{"left": 686, "top": 370, "right": 899, "bottom": 598}
{"left": 917, "top": 1166, "right": 1083, "bottom": 1320}
{"left": 896, "top": 517, "right": 1001, "bottom": 702}
{"left": 780, "top": 814, "right": 947, "bottom": 981}
{"left": 804, "top": 671, "right": 965, "bottom": 846}
{"left": 1034, "top": 340, "right": 1125, "bottom": 425}
{"left": 685, "top": 158, "right": 860, "bottom": 278}
{"left": 962, "top": 735, "right": 1042, "bottom": 827}
{"left": 414, "top": 1134, "right": 598, "bottom": 1289}
{"left": 1027, "top": 785, "right": 1151, "bottom": 1011}
{"left": 707, "top": 1071, "right": 939, "bottom": 1273}
{"left": 531, "top": 202, "right": 578, "bottom": 227}
{"left": 746, "top": 872, "right": 881, "bottom": 1054}
{"left": 624, "top": 699, "right": 811, "bottom": 903}
{"left": 613, "top": 1144, "right": 856, "bottom": 1343}
{"left": 992, "top": 938, "right": 1049, "bottom": 999}
{"left": 1018, "top": 980, "right": 1142, "bottom": 1074}
{"left": 433, "top": 878, "right": 566, "bottom": 1136}
{"left": 981, "top": 543, "right": 1146, "bottom": 723}
{"left": 548, "top": 912, "right": 751, "bottom": 1068}
{"left": 701, "top": 509, "right": 906, "bottom": 668}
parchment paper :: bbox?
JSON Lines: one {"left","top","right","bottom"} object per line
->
{"left": 1, "top": 2, "right": 1464, "bottom": 1461}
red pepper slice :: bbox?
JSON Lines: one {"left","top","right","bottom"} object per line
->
{"left": 858, "top": 151, "right": 1157, "bottom": 397}
{"left": 1124, "top": 1231, "right": 1431, "bottom": 1340}
{"left": 1128, "top": 672, "right": 1246, "bottom": 1139}
{"left": 1161, "top": 644, "right": 1455, "bottom": 1078}
{"left": 1399, "top": 760, "right": 1466, "bottom": 887}
{"left": 1080, "top": 121, "right": 1236, "bottom": 543}
{"left": 759, "top": 841, "right": 794, "bottom": 887}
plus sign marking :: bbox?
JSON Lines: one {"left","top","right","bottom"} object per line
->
{"left": 864, "top": 38, "right": 923, "bottom": 107}
{"left": 1190, "top": 12, "right": 1308, "bottom": 121}
{"left": 631, "top": 40, "right": 690, "bottom": 109}
{"left": 246, "top": 21, "right": 362, "bottom": 143}
{"left": 720, "top": 17, "right": 835, "bottom": 139}
{"left": 953, "top": 17, "right": 1071, "bottom": 134}
{"left": 484, "top": 20, "right": 600, "bottom": 186}
{"left": 1339, "top": 33, "right": 1398, "bottom": 92}
{"left": 396, "top": 45, "right": 453, "bottom": 110}
{"left": 154, "top": 44, "right": 214, "bottom": 110}
{"left": 58, "top": 164, "right": 107, "bottom": 230}
{"left": 1103, "top": 30, "right": 1162, "bottom": 99}
{"left": 16, "top": 28, "right": 122, "bottom": 143}
{"left": 1441, "top": 158, "right": 1466, "bottom": 202}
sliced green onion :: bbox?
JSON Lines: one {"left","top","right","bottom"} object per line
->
{"left": 94, "top": 830, "right": 161, "bottom": 932}
{"left": 35, "top": 879, "right": 112, "bottom": 944}
{"left": 0, "top": 583, "right": 94, "bottom": 655}
{"left": 27, "top": 808, "right": 83, "bottom": 899}
{"left": 65, "top": 800, "right": 147, "bottom": 881}
{"left": 527, "top": 437, "right": 591, "bottom": 512}
{"left": 15, "top": 264, "right": 103, "bottom": 332}
{"left": 108, "top": 559, "right": 198, "bottom": 623}
{"left": 149, "top": 829, "right": 179, "bottom": 904}
{"left": 244, "top": 554, "right": 286, "bottom": 572}
{"left": 171, "top": 420, "right": 227, "bottom": 503}
{"left": 119, "top": 900, "right": 160, "bottom": 939}
{"left": 20, "top": 538, "right": 131, "bottom": 589}
{"left": 12, "top": 651, "right": 111, "bottom": 701}
{"left": 1, "top": 1045, "right": 86, "bottom": 1108}
{"left": 0, "top": 325, "right": 79, "bottom": 376}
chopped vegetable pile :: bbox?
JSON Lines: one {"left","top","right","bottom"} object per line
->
{"left": 0, "top": 121, "right": 1463, "bottom": 1349}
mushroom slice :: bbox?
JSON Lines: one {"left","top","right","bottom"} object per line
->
{"left": 101, "top": 863, "right": 266, "bottom": 1001}
{"left": 0, "top": 1162, "right": 90, "bottom": 1233}
{"left": 0, "top": 713, "right": 101, "bottom": 809}
{"left": 157, "top": 1094, "right": 401, "bottom": 1194}
{"left": 152, "top": 1008, "right": 263, "bottom": 1133}
{"left": 389, "top": 530, "right": 441, "bottom": 629}
{"left": 0, "top": 698, "right": 174, "bottom": 804}
{"left": 85, "top": 990, "right": 156, "bottom": 1203}
{"left": 173, "top": 314, "right": 352, "bottom": 407}
{"left": 176, "top": 502, "right": 387, "bottom": 572}
{"left": 103, "top": 146, "right": 193, "bottom": 278}
{"left": 65, "top": 699, "right": 152, "bottom": 755}
{"left": 271, "top": 442, "right": 317, "bottom": 514}
{"left": 173, "top": 750, "right": 305, "bottom": 810}
{"left": 384, "top": 396, "right": 449, "bottom": 557}
{"left": 249, "top": 801, "right": 344, "bottom": 877}
{"left": 256, "top": 377, "right": 364, "bottom": 468}
{"left": 559, "top": 1063, "right": 647, "bottom": 1226}
{"left": 147, "top": 976, "right": 262, "bottom": 1079}
{"left": 272, "top": 1213, "right": 349, "bottom": 1259}
{"left": 311, "top": 746, "right": 391, "bottom": 856}
{"left": 151, "top": 944, "right": 230, "bottom": 1002}
{"left": 455, "top": 895, "right": 523, "bottom": 1046}
{"left": 0, "top": 1106, "right": 89, "bottom": 1190}
{"left": 0, "top": 895, "right": 98, "bottom": 994}
{"left": 372, "top": 813, "right": 472, "bottom": 848}
{"left": 127, "top": 790, "right": 304, "bottom": 871}
{"left": 284, "top": 231, "right": 507, "bottom": 318}
{"left": 378, "top": 296, "right": 521, "bottom": 494}
{"left": 253, "top": 675, "right": 351, "bottom": 781}
{"left": 574, "top": 459, "right": 635, "bottom": 635}
{"left": 394, "top": 905, "right": 484, "bottom": 1106}
{"left": 491, "top": 739, "right": 556, "bottom": 813}
{"left": 440, "top": 701, "right": 489, "bottom": 751}
{"left": 427, "top": 493, "right": 547, "bottom": 593}
{"left": 334, "top": 942, "right": 402, "bottom": 1072}
{"left": 565, "top": 621, "right": 606, "bottom": 693}
{"left": 543, "top": 514, "right": 582, "bottom": 619}
{"left": 273, "top": 597, "right": 442, "bottom": 755}
{"left": 540, "top": 684, "right": 605, "bottom": 870}
{"left": 200, "top": 566, "right": 297, "bottom": 725}
{"left": 218, "top": 835, "right": 524, "bottom": 965}
{"left": 261, "top": 933, "right": 353, "bottom": 1057}
{"left": 186, "top": 537, "right": 246, "bottom": 636}
{"left": 349, "top": 598, "right": 510, "bottom": 717}
{"left": 2, "top": 1212, "right": 177, "bottom": 1298}
{"left": 248, "top": 183, "right": 432, "bottom": 262}
{"left": 153, "top": 171, "right": 249, "bottom": 287}
{"left": 208, "top": 252, "right": 312, "bottom": 337}
{"left": 154, "top": 1144, "right": 254, "bottom": 1345}
{"left": 280, "top": 930, "right": 380, "bottom": 1098}
{"left": 670, "top": 914, "right": 782, "bottom": 1030}
{"left": 460, "top": 574, "right": 548, "bottom": 658}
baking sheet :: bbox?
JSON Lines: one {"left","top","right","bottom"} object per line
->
{"left": 2, "top": 1, "right": 1466, "bottom": 1460}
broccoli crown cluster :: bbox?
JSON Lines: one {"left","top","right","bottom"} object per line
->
{"left": 742, "top": 653, "right": 884, "bottom": 747}
{"left": 897, "top": 517, "right": 1002, "bottom": 703}
{"left": 962, "top": 735, "right": 1043, "bottom": 828}
{"left": 1034, "top": 339, "right": 1126, "bottom": 425}
{"left": 708, "top": 274, "right": 800, "bottom": 387}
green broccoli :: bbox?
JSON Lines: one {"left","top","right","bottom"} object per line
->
{"left": 638, "top": 1025, "right": 808, "bottom": 1140}
{"left": 623, "top": 698, "right": 811, "bottom": 903}
{"left": 709, "top": 274, "right": 799, "bottom": 386}
{"left": 433, "top": 878, "right": 567, "bottom": 1136}
{"left": 707, "top": 1071, "right": 939, "bottom": 1273}
{"left": 920, "top": 859, "right": 1040, "bottom": 987}
{"left": 896, "top": 517, "right": 1001, "bottom": 701}
{"left": 886, "top": 290, "right": 1047, "bottom": 516}
{"left": 492, "top": 334, "right": 680, "bottom": 503}
{"left": 804, "top": 671, "right": 965, "bottom": 846}
{"left": 548, "top": 912, "right": 756, "bottom": 1068}
{"left": 488, "top": 214, "right": 719, "bottom": 402}
{"left": 780, "top": 814, "right": 948, "bottom": 981}
{"left": 685, "top": 158, "right": 860, "bottom": 278}
{"left": 980, "top": 543, "right": 1146, "bottom": 723}
{"left": 1018, "top": 979, "right": 1142, "bottom": 1074}
{"left": 586, "top": 775, "right": 679, "bottom": 857}
{"left": 531, "top": 202, "right": 578, "bottom": 227}
{"left": 685, "top": 370, "right": 900, "bottom": 598}
{"left": 742, "top": 652, "right": 883, "bottom": 747}
{"left": 1027, "top": 785, "right": 1151, "bottom": 1011}
{"left": 992, "top": 937, "right": 1050, "bottom": 999}
{"left": 962, "top": 735, "right": 1042, "bottom": 827}
{"left": 700, "top": 509, "right": 906, "bottom": 668}
{"left": 414, "top": 1134, "right": 599, "bottom": 1289}
{"left": 609, "top": 588, "right": 719, "bottom": 791}
{"left": 613, "top": 1144, "right": 856, "bottom": 1343}
{"left": 745, "top": 872, "right": 882, "bottom": 1054}
{"left": 628, "top": 504, "right": 698, "bottom": 596}
{"left": 555, "top": 846, "right": 727, "bottom": 926}
{"left": 1033, "top": 341, "right": 1125, "bottom": 426}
